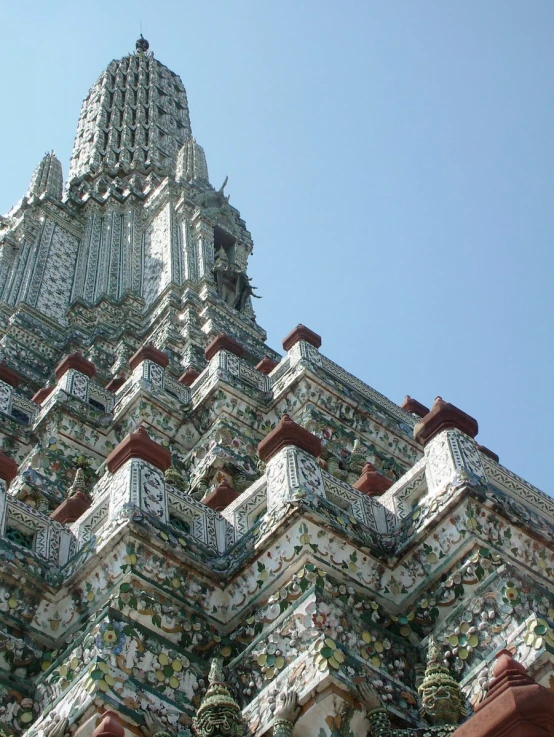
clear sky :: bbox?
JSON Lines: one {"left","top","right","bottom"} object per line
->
{"left": 0, "top": 1, "right": 552, "bottom": 494}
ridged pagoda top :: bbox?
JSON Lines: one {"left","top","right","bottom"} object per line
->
{"left": 68, "top": 37, "right": 197, "bottom": 182}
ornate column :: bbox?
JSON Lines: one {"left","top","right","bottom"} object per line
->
{"left": 192, "top": 214, "right": 214, "bottom": 281}
{"left": 258, "top": 414, "right": 323, "bottom": 511}
{"left": 105, "top": 427, "right": 171, "bottom": 523}
{"left": 54, "top": 352, "right": 96, "bottom": 404}
{"left": 414, "top": 397, "right": 487, "bottom": 496}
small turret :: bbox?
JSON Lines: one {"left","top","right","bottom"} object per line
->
{"left": 27, "top": 151, "right": 63, "bottom": 200}
{"left": 176, "top": 139, "right": 210, "bottom": 184}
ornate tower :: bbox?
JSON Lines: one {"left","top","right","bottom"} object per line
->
{"left": 0, "top": 36, "right": 274, "bottom": 390}
{"left": 0, "top": 37, "right": 553, "bottom": 737}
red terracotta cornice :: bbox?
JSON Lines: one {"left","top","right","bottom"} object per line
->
{"left": 0, "top": 451, "right": 18, "bottom": 486}
{"left": 178, "top": 368, "right": 200, "bottom": 386}
{"left": 0, "top": 362, "right": 21, "bottom": 388}
{"left": 105, "top": 374, "right": 127, "bottom": 393}
{"left": 401, "top": 395, "right": 429, "bottom": 418}
{"left": 413, "top": 396, "right": 478, "bottom": 446}
{"left": 452, "top": 650, "right": 554, "bottom": 737}
{"left": 353, "top": 463, "right": 393, "bottom": 497}
{"left": 55, "top": 352, "right": 96, "bottom": 380}
{"left": 106, "top": 427, "right": 171, "bottom": 473}
{"left": 282, "top": 324, "right": 322, "bottom": 352}
{"left": 129, "top": 344, "right": 169, "bottom": 370}
{"left": 204, "top": 333, "right": 244, "bottom": 361}
{"left": 258, "top": 414, "right": 322, "bottom": 463}
{"left": 50, "top": 491, "right": 90, "bottom": 524}
{"left": 255, "top": 356, "right": 279, "bottom": 375}
{"left": 477, "top": 444, "right": 500, "bottom": 463}
{"left": 202, "top": 480, "right": 239, "bottom": 512}
{"left": 32, "top": 386, "right": 54, "bottom": 404}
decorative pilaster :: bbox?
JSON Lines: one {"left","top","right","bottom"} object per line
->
{"left": 258, "top": 415, "right": 323, "bottom": 511}
{"left": 105, "top": 427, "right": 171, "bottom": 523}
{"left": 129, "top": 344, "right": 169, "bottom": 393}
{"left": 415, "top": 398, "right": 486, "bottom": 496}
{"left": 193, "top": 215, "right": 214, "bottom": 280}
{"left": 54, "top": 352, "right": 96, "bottom": 403}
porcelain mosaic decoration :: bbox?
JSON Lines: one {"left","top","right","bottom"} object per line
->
{"left": 0, "top": 36, "right": 553, "bottom": 737}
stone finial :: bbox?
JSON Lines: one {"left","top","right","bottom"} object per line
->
{"left": 257, "top": 414, "right": 322, "bottom": 463}
{"left": 93, "top": 711, "right": 125, "bottom": 737}
{"left": 401, "top": 395, "right": 430, "bottom": 418}
{"left": 282, "top": 324, "right": 322, "bottom": 352}
{"left": 204, "top": 333, "right": 244, "bottom": 361}
{"left": 353, "top": 463, "right": 393, "bottom": 497}
{"left": 106, "top": 426, "right": 171, "bottom": 474}
{"left": 136, "top": 35, "right": 149, "bottom": 53}
{"left": 255, "top": 357, "right": 279, "bottom": 375}
{"left": 54, "top": 352, "right": 96, "bottom": 380}
{"left": 452, "top": 649, "right": 554, "bottom": 737}
{"left": 129, "top": 344, "right": 169, "bottom": 370}
{"left": 27, "top": 151, "right": 63, "bottom": 201}
{"left": 202, "top": 480, "right": 239, "bottom": 512}
{"left": 106, "top": 374, "right": 127, "bottom": 393}
{"left": 418, "top": 636, "right": 465, "bottom": 726}
{"left": 32, "top": 385, "right": 54, "bottom": 404}
{"left": 477, "top": 444, "right": 499, "bottom": 463}
{"left": 192, "top": 658, "right": 244, "bottom": 737}
{"left": 0, "top": 362, "right": 21, "bottom": 388}
{"left": 178, "top": 368, "right": 200, "bottom": 386}
{"left": 413, "top": 396, "right": 478, "bottom": 446}
{"left": 0, "top": 451, "right": 18, "bottom": 486}
{"left": 50, "top": 469, "right": 91, "bottom": 524}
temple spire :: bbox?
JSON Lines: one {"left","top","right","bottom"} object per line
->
{"left": 27, "top": 151, "right": 63, "bottom": 201}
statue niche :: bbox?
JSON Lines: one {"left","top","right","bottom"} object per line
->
{"left": 213, "top": 226, "right": 260, "bottom": 313}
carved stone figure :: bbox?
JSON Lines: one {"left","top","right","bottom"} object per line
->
{"left": 233, "top": 271, "right": 260, "bottom": 312}
{"left": 418, "top": 637, "right": 465, "bottom": 726}
{"left": 273, "top": 692, "right": 300, "bottom": 737}
{"left": 192, "top": 658, "right": 244, "bottom": 737}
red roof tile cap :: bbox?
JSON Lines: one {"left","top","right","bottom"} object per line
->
{"left": 55, "top": 352, "right": 96, "bottom": 380}
{"left": 413, "top": 396, "right": 478, "bottom": 446}
{"left": 258, "top": 414, "right": 322, "bottom": 463}
{"left": 282, "top": 324, "right": 322, "bottom": 352}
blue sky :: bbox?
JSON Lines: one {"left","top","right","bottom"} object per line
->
{"left": 1, "top": 2, "right": 552, "bottom": 493}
